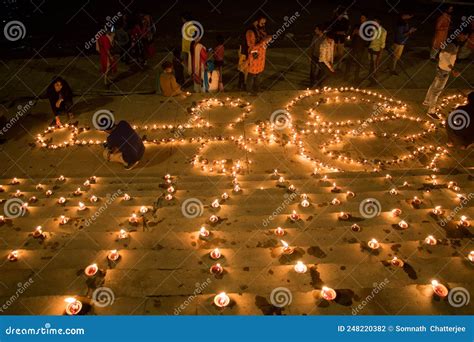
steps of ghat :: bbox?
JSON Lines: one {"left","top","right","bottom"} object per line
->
{"left": 0, "top": 166, "right": 472, "bottom": 316}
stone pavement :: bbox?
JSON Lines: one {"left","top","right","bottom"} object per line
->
{"left": 0, "top": 88, "right": 473, "bottom": 315}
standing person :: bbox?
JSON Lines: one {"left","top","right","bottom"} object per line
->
{"left": 191, "top": 38, "right": 208, "bottom": 93}
{"left": 130, "top": 17, "right": 146, "bottom": 66}
{"left": 114, "top": 20, "right": 131, "bottom": 64}
{"left": 213, "top": 34, "right": 225, "bottom": 91}
{"left": 102, "top": 120, "right": 145, "bottom": 170}
{"left": 318, "top": 32, "right": 336, "bottom": 86}
{"left": 423, "top": 34, "right": 468, "bottom": 117}
{"left": 430, "top": 5, "right": 453, "bottom": 60}
{"left": 96, "top": 30, "right": 117, "bottom": 86}
{"left": 367, "top": 18, "right": 386, "bottom": 83}
{"left": 331, "top": 6, "right": 350, "bottom": 63}
{"left": 181, "top": 12, "right": 195, "bottom": 76}
{"left": 309, "top": 24, "right": 325, "bottom": 87}
{"left": 46, "top": 76, "right": 73, "bottom": 127}
{"left": 446, "top": 91, "right": 474, "bottom": 149}
{"left": 245, "top": 14, "right": 271, "bottom": 95}
{"left": 344, "top": 14, "right": 367, "bottom": 83}
{"left": 142, "top": 14, "right": 156, "bottom": 59}
{"left": 391, "top": 13, "right": 417, "bottom": 74}
{"left": 237, "top": 32, "right": 249, "bottom": 91}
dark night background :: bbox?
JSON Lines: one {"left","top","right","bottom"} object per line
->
{"left": 1, "top": 0, "right": 473, "bottom": 58}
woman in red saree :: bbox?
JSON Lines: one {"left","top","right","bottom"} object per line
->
{"left": 191, "top": 38, "right": 208, "bottom": 92}
{"left": 97, "top": 31, "right": 117, "bottom": 86}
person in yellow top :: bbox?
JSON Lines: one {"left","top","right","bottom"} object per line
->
{"left": 368, "top": 18, "right": 387, "bottom": 83}
{"left": 159, "top": 61, "right": 183, "bottom": 97}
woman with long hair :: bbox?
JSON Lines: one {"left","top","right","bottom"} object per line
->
{"left": 46, "top": 76, "right": 73, "bottom": 127}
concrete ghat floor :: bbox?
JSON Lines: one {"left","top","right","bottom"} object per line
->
{"left": 0, "top": 89, "right": 473, "bottom": 315}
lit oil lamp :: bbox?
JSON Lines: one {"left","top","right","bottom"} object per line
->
{"left": 294, "top": 261, "right": 307, "bottom": 273}
{"left": 402, "top": 181, "right": 409, "bottom": 187}
{"left": 11, "top": 177, "right": 19, "bottom": 185}
{"left": 288, "top": 184, "right": 296, "bottom": 192}
{"left": 107, "top": 249, "right": 120, "bottom": 261}
{"left": 233, "top": 184, "right": 241, "bottom": 193}
{"left": 278, "top": 176, "right": 285, "bottom": 183}
{"left": 300, "top": 198, "right": 310, "bottom": 207}
{"left": 331, "top": 198, "right": 341, "bottom": 205}
{"left": 83, "top": 180, "right": 90, "bottom": 187}
{"left": 398, "top": 220, "right": 408, "bottom": 229}
{"left": 210, "top": 263, "right": 224, "bottom": 275}
{"left": 331, "top": 182, "right": 340, "bottom": 192}
{"left": 45, "top": 190, "right": 53, "bottom": 196}
{"left": 321, "top": 286, "right": 337, "bottom": 301}
{"left": 391, "top": 208, "right": 402, "bottom": 217}
{"left": 389, "top": 188, "right": 398, "bottom": 195}
{"left": 164, "top": 174, "right": 171, "bottom": 180}
{"left": 14, "top": 190, "right": 22, "bottom": 197}
{"left": 390, "top": 256, "right": 404, "bottom": 267}
{"left": 0, "top": 185, "right": 4, "bottom": 192}
{"left": 140, "top": 206, "right": 148, "bottom": 214}
{"left": 209, "top": 215, "right": 219, "bottom": 223}
{"left": 57, "top": 197, "right": 66, "bottom": 205}
{"left": 281, "top": 240, "right": 294, "bottom": 254}
{"left": 90, "top": 195, "right": 98, "bottom": 203}
{"left": 351, "top": 224, "right": 361, "bottom": 232}
{"left": 73, "top": 188, "right": 82, "bottom": 196}
{"left": 431, "top": 280, "right": 448, "bottom": 297}
{"left": 199, "top": 226, "right": 210, "bottom": 238}
{"left": 214, "top": 292, "right": 230, "bottom": 307}
{"left": 29, "top": 196, "right": 37, "bottom": 203}
{"left": 129, "top": 213, "right": 139, "bottom": 224}
{"left": 221, "top": 192, "right": 229, "bottom": 200}
{"left": 210, "top": 248, "right": 222, "bottom": 260}
{"left": 289, "top": 210, "right": 300, "bottom": 222}
{"left": 346, "top": 191, "right": 355, "bottom": 198}
{"left": 368, "top": 238, "right": 380, "bottom": 250}
{"left": 123, "top": 193, "right": 131, "bottom": 201}
{"left": 36, "top": 184, "right": 43, "bottom": 190}
{"left": 385, "top": 174, "right": 392, "bottom": 180}
{"left": 89, "top": 175, "right": 97, "bottom": 183}
{"left": 0, "top": 215, "right": 5, "bottom": 224}
{"left": 118, "top": 229, "right": 129, "bottom": 239}
{"left": 338, "top": 212, "right": 350, "bottom": 220}
{"left": 165, "top": 194, "right": 173, "bottom": 201}
{"left": 411, "top": 196, "right": 422, "bottom": 206}
{"left": 59, "top": 215, "right": 69, "bottom": 225}
{"left": 167, "top": 186, "right": 175, "bottom": 193}
{"left": 468, "top": 251, "right": 474, "bottom": 263}
{"left": 84, "top": 263, "right": 99, "bottom": 277}
{"left": 33, "top": 226, "right": 45, "bottom": 238}
{"left": 432, "top": 206, "right": 443, "bottom": 216}
{"left": 211, "top": 199, "right": 220, "bottom": 208}
{"left": 64, "top": 297, "right": 82, "bottom": 315}
{"left": 458, "top": 216, "right": 470, "bottom": 228}
{"left": 424, "top": 235, "right": 437, "bottom": 245}
{"left": 7, "top": 250, "right": 19, "bottom": 261}
{"left": 78, "top": 202, "right": 86, "bottom": 211}
{"left": 274, "top": 227, "right": 285, "bottom": 236}
{"left": 58, "top": 175, "right": 65, "bottom": 182}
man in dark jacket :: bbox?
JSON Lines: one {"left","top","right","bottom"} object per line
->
{"left": 103, "top": 120, "right": 145, "bottom": 170}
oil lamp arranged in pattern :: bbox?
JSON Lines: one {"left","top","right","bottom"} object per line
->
{"left": 8, "top": 250, "right": 19, "bottom": 261}
{"left": 210, "top": 248, "right": 222, "bottom": 260}
{"left": 398, "top": 220, "right": 408, "bottom": 229}
{"left": 289, "top": 210, "right": 300, "bottom": 222}
{"left": 432, "top": 206, "right": 443, "bottom": 216}
{"left": 33, "top": 226, "right": 45, "bottom": 238}
{"left": 368, "top": 238, "right": 380, "bottom": 250}
{"left": 338, "top": 212, "right": 350, "bottom": 221}
{"left": 84, "top": 263, "right": 99, "bottom": 277}
{"left": 214, "top": 292, "right": 230, "bottom": 307}
{"left": 64, "top": 297, "right": 82, "bottom": 315}
{"left": 391, "top": 208, "right": 402, "bottom": 217}
{"left": 424, "top": 235, "right": 437, "bottom": 245}
{"left": 107, "top": 249, "right": 120, "bottom": 261}
{"left": 390, "top": 256, "right": 404, "bottom": 268}
{"left": 274, "top": 227, "right": 285, "bottom": 236}
{"left": 431, "top": 280, "right": 448, "bottom": 297}
{"left": 321, "top": 286, "right": 337, "bottom": 301}
{"left": 294, "top": 261, "right": 307, "bottom": 273}
{"left": 199, "top": 226, "right": 210, "bottom": 239}
{"left": 210, "top": 263, "right": 224, "bottom": 275}
{"left": 281, "top": 240, "right": 294, "bottom": 254}
{"left": 458, "top": 216, "right": 470, "bottom": 228}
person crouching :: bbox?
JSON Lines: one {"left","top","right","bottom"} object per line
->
{"left": 101, "top": 120, "right": 145, "bottom": 170}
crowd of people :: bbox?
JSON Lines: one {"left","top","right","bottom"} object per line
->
{"left": 7, "top": 5, "right": 470, "bottom": 167}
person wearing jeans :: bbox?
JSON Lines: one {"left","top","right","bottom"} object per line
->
{"left": 309, "top": 25, "right": 324, "bottom": 87}
{"left": 423, "top": 43, "right": 460, "bottom": 116}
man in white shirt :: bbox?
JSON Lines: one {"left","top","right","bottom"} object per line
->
{"left": 423, "top": 33, "right": 468, "bottom": 117}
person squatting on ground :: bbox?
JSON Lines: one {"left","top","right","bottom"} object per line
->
{"left": 101, "top": 119, "right": 145, "bottom": 170}
{"left": 46, "top": 76, "right": 74, "bottom": 127}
